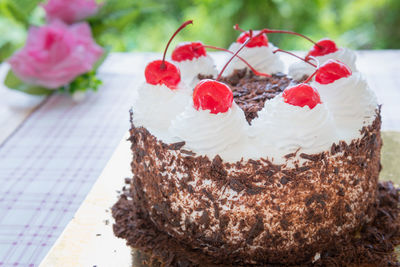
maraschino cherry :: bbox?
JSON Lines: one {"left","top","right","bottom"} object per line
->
{"left": 171, "top": 41, "right": 207, "bottom": 62}
{"left": 144, "top": 20, "right": 193, "bottom": 89}
{"left": 172, "top": 40, "right": 271, "bottom": 77}
{"left": 306, "top": 38, "right": 338, "bottom": 59}
{"left": 282, "top": 84, "right": 322, "bottom": 109}
{"left": 193, "top": 31, "right": 257, "bottom": 114}
{"left": 315, "top": 59, "right": 352, "bottom": 84}
{"left": 236, "top": 30, "right": 269, "bottom": 48}
{"left": 193, "top": 79, "right": 233, "bottom": 114}
{"left": 282, "top": 65, "right": 322, "bottom": 109}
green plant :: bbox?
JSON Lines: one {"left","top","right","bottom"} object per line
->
{"left": 1, "top": 0, "right": 399, "bottom": 63}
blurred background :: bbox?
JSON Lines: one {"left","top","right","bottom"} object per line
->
{"left": 1, "top": 0, "right": 400, "bottom": 62}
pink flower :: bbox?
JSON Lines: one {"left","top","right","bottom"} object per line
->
{"left": 8, "top": 20, "right": 103, "bottom": 89}
{"left": 43, "top": 0, "right": 99, "bottom": 24}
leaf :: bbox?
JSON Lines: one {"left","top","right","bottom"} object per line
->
{"left": 0, "top": 42, "right": 14, "bottom": 62}
{"left": 8, "top": 0, "right": 42, "bottom": 16}
{"left": 4, "top": 70, "right": 53, "bottom": 96}
{"left": 0, "top": 0, "right": 43, "bottom": 26}
{"left": 62, "top": 71, "right": 102, "bottom": 94}
{"left": 87, "top": 0, "right": 164, "bottom": 37}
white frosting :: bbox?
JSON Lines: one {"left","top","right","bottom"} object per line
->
{"left": 173, "top": 55, "right": 218, "bottom": 88}
{"left": 132, "top": 82, "right": 191, "bottom": 141}
{"left": 169, "top": 103, "right": 248, "bottom": 158}
{"left": 223, "top": 42, "right": 285, "bottom": 76}
{"left": 312, "top": 72, "right": 378, "bottom": 141}
{"left": 288, "top": 48, "right": 357, "bottom": 81}
{"left": 250, "top": 95, "right": 337, "bottom": 161}
{"left": 288, "top": 60, "right": 315, "bottom": 81}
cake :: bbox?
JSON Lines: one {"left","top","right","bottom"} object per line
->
{"left": 112, "top": 21, "right": 398, "bottom": 266}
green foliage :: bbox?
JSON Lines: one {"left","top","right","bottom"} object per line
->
{"left": 5, "top": 68, "right": 103, "bottom": 96}
{"left": 4, "top": 70, "right": 53, "bottom": 95}
{"left": 0, "top": 0, "right": 44, "bottom": 61}
{"left": 90, "top": 0, "right": 400, "bottom": 51}
{"left": 112, "top": 0, "right": 399, "bottom": 51}
{"left": 0, "top": 16, "right": 24, "bottom": 61}
{"left": 87, "top": 0, "right": 165, "bottom": 51}
{"left": 0, "top": 0, "right": 43, "bottom": 25}
{"left": 0, "top": 0, "right": 399, "bottom": 61}
{"left": 60, "top": 71, "right": 102, "bottom": 94}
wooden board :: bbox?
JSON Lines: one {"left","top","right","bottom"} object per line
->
{"left": 39, "top": 131, "right": 400, "bottom": 267}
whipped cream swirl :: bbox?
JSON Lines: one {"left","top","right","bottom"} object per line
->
{"left": 223, "top": 42, "right": 285, "bottom": 76}
{"left": 251, "top": 95, "right": 337, "bottom": 161}
{"left": 312, "top": 72, "right": 378, "bottom": 139}
{"left": 169, "top": 103, "right": 248, "bottom": 158}
{"left": 173, "top": 55, "right": 218, "bottom": 88}
{"left": 289, "top": 48, "right": 357, "bottom": 81}
{"left": 133, "top": 82, "right": 191, "bottom": 140}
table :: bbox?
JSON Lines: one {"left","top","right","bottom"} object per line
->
{"left": 0, "top": 51, "right": 399, "bottom": 266}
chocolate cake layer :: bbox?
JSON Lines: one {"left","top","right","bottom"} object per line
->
{"left": 112, "top": 109, "right": 382, "bottom": 265}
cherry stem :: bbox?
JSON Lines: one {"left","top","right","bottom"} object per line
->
{"left": 261, "top": 29, "right": 321, "bottom": 48}
{"left": 203, "top": 45, "right": 271, "bottom": 77}
{"left": 161, "top": 20, "right": 193, "bottom": 69}
{"left": 234, "top": 24, "right": 245, "bottom": 32}
{"left": 303, "top": 56, "right": 320, "bottom": 83}
{"left": 233, "top": 24, "right": 323, "bottom": 49}
{"left": 217, "top": 30, "right": 253, "bottom": 81}
{"left": 273, "top": 49, "right": 317, "bottom": 68}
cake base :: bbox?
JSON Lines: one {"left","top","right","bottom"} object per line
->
{"left": 113, "top": 181, "right": 400, "bottom": 267}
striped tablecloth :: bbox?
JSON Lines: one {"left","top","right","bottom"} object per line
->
{"left": 0, "top": 51, "right": 400, "bottom": 267}
{"left": 0, "top": 53, "right": 152, "bottom": 267}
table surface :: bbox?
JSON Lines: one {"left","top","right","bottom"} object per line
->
{"left": 0, "top": 51, "right": 400, "bottom": 266}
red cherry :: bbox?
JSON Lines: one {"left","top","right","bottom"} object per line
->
{"left": 171, "top": 41, "right": 207, "bottom": 62}
{"left": 145, "top": 60, "right": 181, "bottom": 89}
{"left": 315, "top": 59, "right": 352, "bottom": 85}
{"left": 282, "top": 83, "right": 321, "bottom": 109}
{"left": 306, "top": 38, "right": 338, "bottom": 59}
{"left": 143, "top": 20, "right": 192, "bottom": 90}
{"left": 193, "top": 79, "right": 233, "bottom": 114}
{"left": 236, "top": 30, "right": 268, "bottom": 48}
